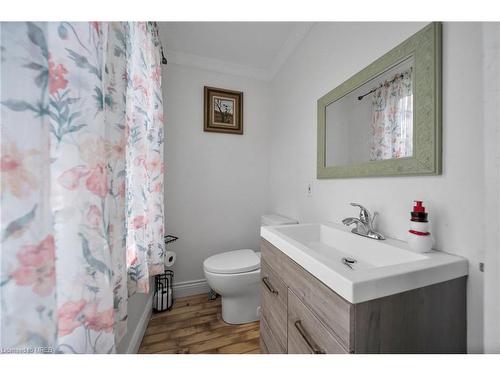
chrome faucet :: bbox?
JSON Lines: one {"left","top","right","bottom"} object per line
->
{"left": 342, "top": 203, "right": 385, "bottom": 240}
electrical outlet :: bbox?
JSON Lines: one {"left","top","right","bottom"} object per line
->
{"left": 306, "top": 182, "right": 313, "bottom": 198}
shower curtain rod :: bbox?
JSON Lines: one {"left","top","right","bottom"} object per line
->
{"left": 357, "top": 67, "right": 412, "bottom": 101}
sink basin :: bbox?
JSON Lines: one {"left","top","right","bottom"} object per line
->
{"left": 260, "top": 222, "right": 468, "bottom": 303}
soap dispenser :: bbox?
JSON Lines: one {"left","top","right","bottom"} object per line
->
{"left": 407, "top": 201, "right": 434, "bottom": 253}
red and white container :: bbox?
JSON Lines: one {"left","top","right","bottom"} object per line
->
{"left": 407, "top": 201, "right": 434, "bottom": 253}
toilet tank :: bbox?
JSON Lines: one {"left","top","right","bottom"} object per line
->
{"left": 261, "top": 214, "right": 298, "bottom": 226}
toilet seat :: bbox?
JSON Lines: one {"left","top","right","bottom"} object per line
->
{"left": 204, "top": 249, "right": 260, "bottom": 274}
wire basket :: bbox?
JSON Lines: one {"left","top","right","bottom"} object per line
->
{"left": 153, "top": 270, "right": 174, "bottom": 312}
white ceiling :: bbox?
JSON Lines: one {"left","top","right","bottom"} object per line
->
{"left": 157, "top": 22, "right": 313, "bottom": 81}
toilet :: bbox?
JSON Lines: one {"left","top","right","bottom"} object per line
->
{"left": 203, "top": 214, "right": 298, "bottom": 324}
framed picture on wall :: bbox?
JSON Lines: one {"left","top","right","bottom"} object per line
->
{"left": 204, "top": 86, "right": 243, "bottom": 134}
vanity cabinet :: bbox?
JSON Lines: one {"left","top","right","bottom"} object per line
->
{"left": 260, "top": 260, "right": 287, "bottom": 353}
{"left": 287, "top": 290, "right": 348, "bottom": 354}
{"left": 259, "top": 239, "right": 467, "bottom": 354}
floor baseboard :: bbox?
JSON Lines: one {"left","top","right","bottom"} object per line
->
{"left": 173, "top": 278, "right": 210, "bottom": 298}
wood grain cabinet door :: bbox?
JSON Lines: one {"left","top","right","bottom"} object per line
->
{"left": 261, "top": 239, "right": 353, "bottom": 351}
{"left": 288, "top": 290, "right": 348, "bottom": 354}
{"left": 260, "top": 315, "right": 285, "bottom": 354}
{"left": 260, "top": 260, "right": 288, "bottom": 352}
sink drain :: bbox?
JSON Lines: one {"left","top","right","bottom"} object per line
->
{"left": 341, "top": 257, "right": 357, "bottom": 270}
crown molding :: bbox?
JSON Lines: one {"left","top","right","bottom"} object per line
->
{"left": 167, "top": 50, "right": 270, "bottom": 81}
{"left": 165, "top": 23, "right": 314, "bottom": 82}
{"left": 267, "top": 22, "right": 314, "bottom": 80}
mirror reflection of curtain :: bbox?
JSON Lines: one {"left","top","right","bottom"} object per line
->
{"left": 369, "top": 68, "right": 413, "bottom": 161}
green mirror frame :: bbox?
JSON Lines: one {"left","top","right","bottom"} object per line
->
{"left": 317, "top": 22, "right": 442, "bottom": 179}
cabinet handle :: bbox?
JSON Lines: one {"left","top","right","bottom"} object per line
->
{"left": 294, "top": 320, "right": 325, "bottom": 354}
{"left": 262, "top": 277, "right": 278, "bottom": 295}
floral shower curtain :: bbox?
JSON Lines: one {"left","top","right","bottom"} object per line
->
{"left": 369, "top": 68, "right": 413, "bottom": 161}
{"left": 0, "top": 22, "right": 165, "bottom": 353}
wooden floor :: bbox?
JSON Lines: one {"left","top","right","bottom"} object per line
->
{"left": 138, "top": 293, "right": 261, "bottom": 354}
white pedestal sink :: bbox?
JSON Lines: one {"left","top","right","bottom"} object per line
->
{"left": 260, "top": 222, "right": 468, "bottom": 303}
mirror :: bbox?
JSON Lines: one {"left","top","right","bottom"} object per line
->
{"left": 318, "top": 23, "right": 442, "bottom": 178}
{"left": 326, "top": 57, "right": 414, "bottom": 167}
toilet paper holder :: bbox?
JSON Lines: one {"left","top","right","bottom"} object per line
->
{"left": 164, "top": 235, "right": 178, "bottom": 245}
{"left": 153, "top": 235, "right": 179, "bottom": 312}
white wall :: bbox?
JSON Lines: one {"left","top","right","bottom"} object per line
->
{"left": 268, "top": 22, "right": 486, "bottom": 353}
{"left": 163, "top": 63, "right": 270, "bottom": 287}
{"left": 482, "top": 22, "right": 500, "bottom": 353}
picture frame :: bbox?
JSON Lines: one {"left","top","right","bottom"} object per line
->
{"left": 204, "top": 86, "right": 243, "bottom": 134}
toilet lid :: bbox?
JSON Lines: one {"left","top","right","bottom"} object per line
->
{"left": 204, "top": 249, "right": 260, "bottom": 274}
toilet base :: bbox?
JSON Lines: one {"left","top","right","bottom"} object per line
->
{"left": 221, "top": 293, "right": 260, "bottom": 324}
